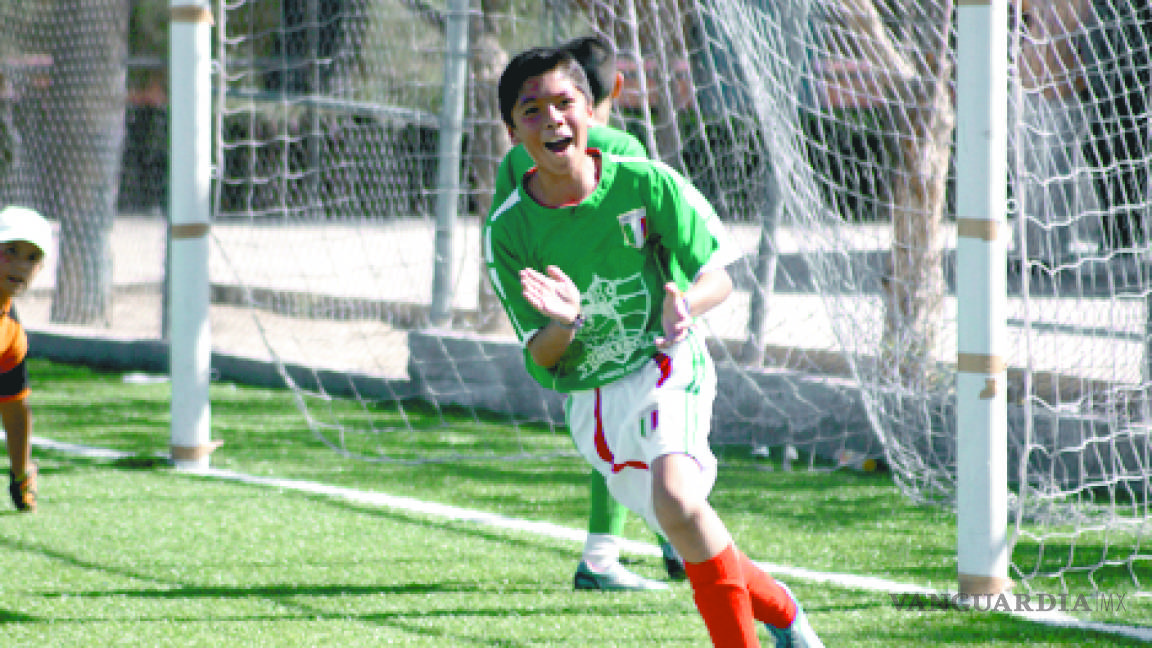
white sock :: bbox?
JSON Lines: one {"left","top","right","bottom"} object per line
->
{"left": 581, "top": 533, "right": 621, "bottom": 573}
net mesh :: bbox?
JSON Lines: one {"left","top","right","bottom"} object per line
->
{"left": 2, "top": 0, "right": 1149, "bottom": 593}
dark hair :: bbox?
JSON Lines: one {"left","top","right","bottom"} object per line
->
{"left": 561, "top": 34, "right": 616, "bottom": 105}
{"left": 498, "top": 46, "right": 592, "bottom": 128}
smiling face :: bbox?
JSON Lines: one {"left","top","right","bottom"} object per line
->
{"left": 0, "top": 240, "right": 45, "bottom": 298}
{"left": 508, "top": 68, "right": 594, "bottom": 181}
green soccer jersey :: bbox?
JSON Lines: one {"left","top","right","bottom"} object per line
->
{"left": 491, "top": 124, "right": 647, "bottom": 211}
{"left": 483, "top": 151, "right": 739, "bottom": 393}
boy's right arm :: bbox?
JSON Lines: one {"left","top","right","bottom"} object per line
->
{"left": 520, "top": 265, "right": 582, "bottom": 369}
{"left": 483, "top": 217, "right": 557, "bottom": 355}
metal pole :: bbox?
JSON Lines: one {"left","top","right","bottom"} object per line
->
{"left": 624, "top": 0, "right": 658, "bottom": 158}
{"left": 430, "top": 0, "right": 470, "bottom": 326}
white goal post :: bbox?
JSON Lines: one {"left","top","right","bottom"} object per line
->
{"left": 955, "top": 0, "right": 1010, "bottom": 597}
{"left": 168, "top": 0, "right": 215, "bottom": 469}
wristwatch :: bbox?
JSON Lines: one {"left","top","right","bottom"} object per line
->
{"left": 555, "top": 313, "right": 586, "bottom": 331}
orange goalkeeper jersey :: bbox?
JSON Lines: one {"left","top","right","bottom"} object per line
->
{"left": 0, "top": 298, "right": 30, "bottom": 402}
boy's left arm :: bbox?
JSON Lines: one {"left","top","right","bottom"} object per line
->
{"left": 651, "top": 167, "right": 739, "bottom": 347}
{"left": 655, "top": 268, "right": 732, "bottom": 348}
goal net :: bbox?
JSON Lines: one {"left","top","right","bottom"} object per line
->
{"left": 1, "top": 0, "right": 1147, "bottom": 596}
{"left": 206, "top": 0, "right": 1150, "bottom": 593}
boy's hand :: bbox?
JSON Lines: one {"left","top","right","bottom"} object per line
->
{"left": 521, "top": 265, "right": 582, "bottom": 326}
{"left": 655, "top": 282, "right": 692, "bottom": 348}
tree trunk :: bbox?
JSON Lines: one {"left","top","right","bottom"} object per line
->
{"left": 46, "top": 0, "right": 130, "bottom": 326}
{"left": 878, "top": 1, "right": 955, "bottom": 388}
{"left": 883, "top": 82, "right": 954, "bottom": 388}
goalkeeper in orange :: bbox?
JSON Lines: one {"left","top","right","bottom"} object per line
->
{"left": 0, "top": 206, "right": 52, "bottom": 512}
{"left": 483, "top": 45, "right": 824, "bottom": 647}
{"left": 491, "top": 34, "right": 684, "bottom": 592}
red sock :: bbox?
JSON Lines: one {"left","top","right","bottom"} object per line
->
{"left": 737, "top": 550, "right": 797, "bottom": 629}
{"left": 683, "top": 544, "right": 760, "bottom": 647}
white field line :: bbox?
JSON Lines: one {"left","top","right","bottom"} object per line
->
{"left": 21, "top": 434, "right": 1152, "bottom": 643}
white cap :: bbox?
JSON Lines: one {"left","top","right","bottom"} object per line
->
{"left": 0, "top": 206, "right": 52, "bottom": 257}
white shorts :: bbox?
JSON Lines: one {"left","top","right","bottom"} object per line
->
{"left": 564, "top": 330, "right": 718, "bottom": 536}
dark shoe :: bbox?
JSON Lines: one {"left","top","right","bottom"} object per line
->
{"left": 660, "top": 541, "right": 687, "bottom": 581}
{"left": 8, "top": 466, "right": 37, "bottom": 512}
{"left": 574, "top": 561, "right": 669, "bottom": 591}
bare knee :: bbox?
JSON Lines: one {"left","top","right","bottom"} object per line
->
{"left": 651, "top": 453, "right": 732, "bottom": 563}
{"left": 651, "top": 454, "right": 707, "bottom": 532}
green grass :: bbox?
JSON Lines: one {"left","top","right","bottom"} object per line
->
{"left": 2, "top": 359, "right": 1149, "bottom": 646}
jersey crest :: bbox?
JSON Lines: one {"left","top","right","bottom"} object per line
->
{"left": 616, "top": 208, "right": 648, "bottom": 249}
{"left": 572, "top": 271, "right": 655, "bottom": 380}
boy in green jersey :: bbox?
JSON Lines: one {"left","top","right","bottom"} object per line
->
{"left": 483, "top": 46, "right": 823, "bottom": 647}
{"left": 492, "top": 35, "right": 682, "bottom": 592}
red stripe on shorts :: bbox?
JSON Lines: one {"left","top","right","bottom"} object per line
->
{"left": 654, "top": 352, "right": 672, "bottom": 386}
{"left": 593, "top": 387, "right": 649, "bottom": 474}
{"left": 593, "top": 387, "right": 612, "bottom": 463}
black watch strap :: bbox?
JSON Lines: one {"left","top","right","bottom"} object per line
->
{"left": 555, "top": 313, "right": 586, "bottom": 331}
